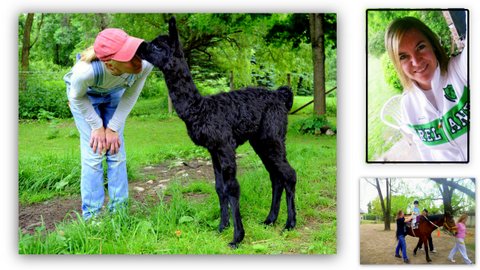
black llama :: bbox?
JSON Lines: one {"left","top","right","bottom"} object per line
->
{"left": 138, "top": 17, "right": 297, "bottom": 248}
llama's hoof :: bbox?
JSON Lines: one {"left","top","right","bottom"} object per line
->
{"left": 284, "top": 220, "right": 296, "bottom": 230}
{"left": 228, "top": 242, "right": 239, "bottom": 249}
{"left": 218, "top": 223, "right": 230, "bottom": 233}
{"left": 262, "top": 220, "right": 275, "bottom": 227}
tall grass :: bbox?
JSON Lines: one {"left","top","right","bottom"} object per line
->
{"left": 367, "top": 55, "right": 402, "bottom": 161}
{"left": 18, "top": 96, "right": 336, "bottom": 254}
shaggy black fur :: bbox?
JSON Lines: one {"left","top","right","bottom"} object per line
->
{"left": 138, "top": 17, "right": 297, "bottom": 248}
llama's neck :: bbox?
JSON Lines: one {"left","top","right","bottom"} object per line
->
{"left": 163, "top": 57, "right": 202, "bottom": 119}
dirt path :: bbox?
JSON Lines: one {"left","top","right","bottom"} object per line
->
{"left": 19, "top": 158, "right": 215, "bottom": 235}
{"left": 360, "top": 223, "right": 475, "bottom": 265}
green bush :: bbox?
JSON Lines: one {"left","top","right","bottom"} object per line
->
{"left": 380, "top": 52, "right": 403, "bottom": 94}
{"left": 195, "top": 77, "right": 229, "bottom": 96}
{"left": 368, "top": 30, "right": 386, "bottom": 57}
{"left": 19, "top": 79, "right": 71, "bottom": 120}
{"left": 292, "top": 115, "right": 336, "bottom": 135}
{"left": 139, "top": 71, "right": 169, "bottom": 99}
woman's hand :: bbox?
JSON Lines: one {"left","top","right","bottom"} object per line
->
{"left": 90, "top": 127, "right": 106, "bottom": 155}
{"left": 106, "top": 128, "right": 121, "bottom": 155}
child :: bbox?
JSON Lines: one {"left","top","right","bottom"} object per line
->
{"left": 448, "top": 214, "right": 472, "bottom": 264}
{"left": 411, "top": 200, "right": 420, "bottom": 228}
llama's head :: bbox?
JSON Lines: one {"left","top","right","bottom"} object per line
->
{"left": 137, "top": 17, "right": 182, "bottom": 71}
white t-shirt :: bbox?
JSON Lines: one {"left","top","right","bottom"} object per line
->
{"left": 400, "top": 46, "right": 468, "bottom": 161}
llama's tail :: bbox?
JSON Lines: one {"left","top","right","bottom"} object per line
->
{"left": 276, "top": 86, "right": 294, "bottom": 111}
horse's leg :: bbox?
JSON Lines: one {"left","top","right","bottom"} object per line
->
{"left": 414, "top": 236, "right": 421, "bottom": 255}
{"left": 422, "top": 236, "right": 432, "bottom": 262}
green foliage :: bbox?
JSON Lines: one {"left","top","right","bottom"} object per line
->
{"left": 19, "top": 13, "right": 337, "bottom": 112}
{"left": 380, "top": 52, "right": 403, "bottom": 93}
{"left": 138, "top": 71, "right": 169, "bottom": 99}
{"left": 292, "top": 115, "right": 335, "bottom": 135}
{"left": 19, "top": 65, "right": 71, "bottom": 120}
{"left": 367, "top": 56, "right": 401, "bottom": 160}
{"left": 367, "top": 30, "right": 386, "bottom": 58}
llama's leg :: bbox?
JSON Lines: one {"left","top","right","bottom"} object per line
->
{"left": 264, "top": 174, "right": 283, "bottom": 226}
{"left": 216, "top": 146, "right": 244, "bottom": 248}
{"left": 250, "top": 139, "right": 297, "bottom": 230}
{"left": 283, "top": 161, "right": 297, "bottom": 230}
{"left": 209, "top": 150, "right": 230, "bottom": 232}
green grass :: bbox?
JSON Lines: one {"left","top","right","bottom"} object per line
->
{"left": 18, "top": 96, "right": 336, "bottom": 254}
{"left": 367, "top": 55, "right": 402, "bottom": 161}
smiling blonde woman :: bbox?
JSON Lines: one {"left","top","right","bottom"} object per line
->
{"left": 385, "top": 16, "right": 468, "bottom": 162}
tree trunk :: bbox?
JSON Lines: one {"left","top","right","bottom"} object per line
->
{"left": 430, "top": 178, "right": 475, "bottom": 198}
{"left": 309, "top": 13, "right": 326, "bottom": 115}
{"left": 373, "top": 178, "right": 391, "bottom": 231}
{"left": 385, "top": 178, "right": 391, "bottom": 230}
{"left": 433, "top": 178, "right": 456, "bottom": 215}
{"left": 20, "top": 13, "right": 34, "bottom": 91}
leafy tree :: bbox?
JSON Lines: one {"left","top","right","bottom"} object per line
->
{"left": 18, "top": 13, "right": 336, "bottom": 120}
{"left": 265, "top": 13, "right": 336, "bottom": 115}
{"left": 19, "top": 13, "right": 44, "bottom": 91}
{"left": 366, "top": 178, "right": 392, "bottom": 230}
{"left": 430, "top": 178, "right": 475, "bottom": 215}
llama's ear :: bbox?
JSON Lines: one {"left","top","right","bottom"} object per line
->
{"left": 168, "top": 17, "right": 179, "bottom": 42}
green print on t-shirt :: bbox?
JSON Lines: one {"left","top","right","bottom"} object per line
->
{"left": 409, "top": 86, "right": 469, "bottom": 146}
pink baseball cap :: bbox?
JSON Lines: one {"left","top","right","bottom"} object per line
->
{"left": 94, "top": 28, "right": 144, "bottom": 62}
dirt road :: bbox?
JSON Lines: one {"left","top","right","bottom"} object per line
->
{"left": 360, "top": 223, "right": 475, "bottom": 265}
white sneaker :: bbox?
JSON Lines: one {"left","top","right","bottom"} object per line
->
{"left": 431, "top": 249, "right": 437, "bottom": 253}
{"left": 448, "top": 258, "right": 456, "bottom": 263}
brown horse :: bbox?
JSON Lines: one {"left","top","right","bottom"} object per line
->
{"left": 406, "top": 213, "right": 457, "bottom": 263}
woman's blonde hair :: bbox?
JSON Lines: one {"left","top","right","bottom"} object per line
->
{"left": 457, "top": 213, "right": 468, "bottom": 224}
{"left": 384, "top": 16, "right": 449, "bottom": 89}
{"left": 79, "top": 46, "right": 99, "bottom": 63}
{"left": 79, "top": 46, "right": 118, "bottom": 69}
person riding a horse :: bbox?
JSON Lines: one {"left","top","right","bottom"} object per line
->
{"left": 411, "top": 200, "right": 420, "bottom": 229}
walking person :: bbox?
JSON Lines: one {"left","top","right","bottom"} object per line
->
{"left": 395, "top": 210, "right": 412, "bottom": 263}
{"left": 448, "top": 214, "right": 472, "bottom": 264}
{"left": 64, "top": 28, "right": 153, "bottom": 220}
{"left": 418, "top": 209, "right": 436, "bottom": 253}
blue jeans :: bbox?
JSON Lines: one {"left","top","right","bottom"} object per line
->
{"left": 395, "top": 235, "right": 408, "bottom": 261}
{"left": 68, "top": 89, "right": 128, "bottom": 220}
